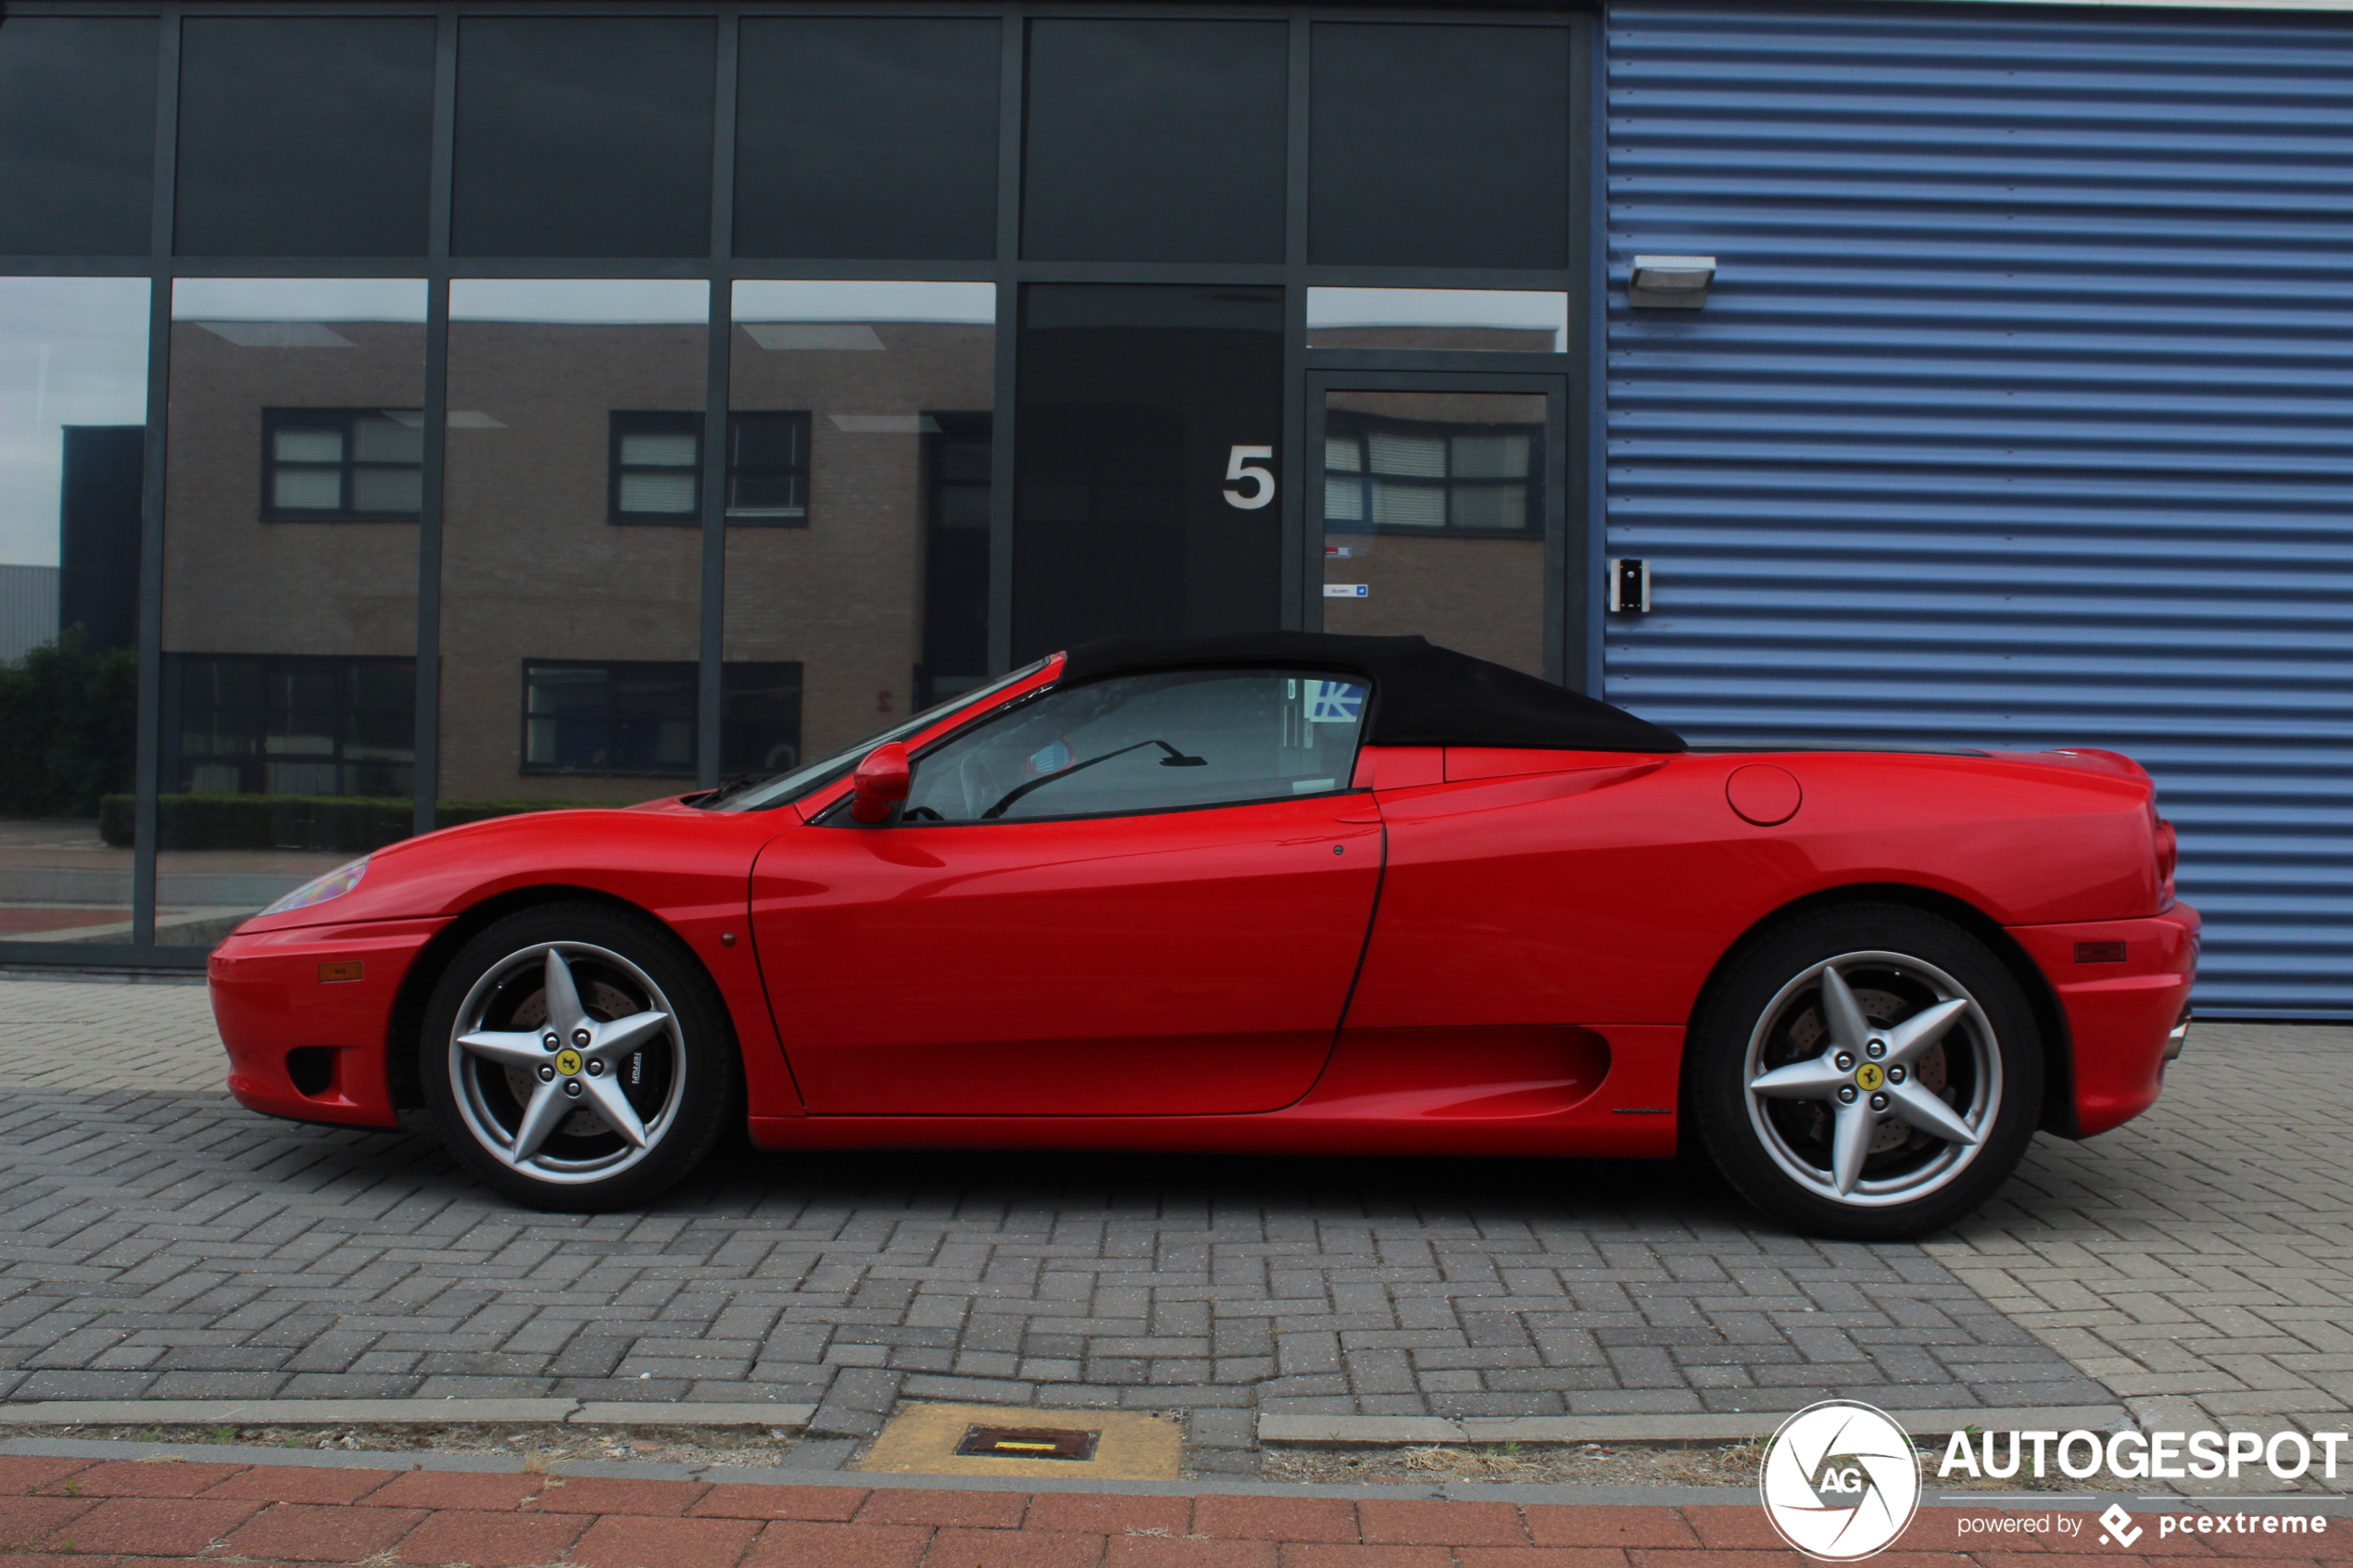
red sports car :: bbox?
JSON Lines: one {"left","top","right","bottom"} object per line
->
{"left": 208, "top": 633, "right": 2195, "bottom": 1239}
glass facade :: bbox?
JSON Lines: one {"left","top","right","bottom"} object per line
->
{"left": 1318, "top": 389, "right": 1553, "bottom": 675}
{"left": 1015, "top": 284, "right": 1284, "bottom": 659}
{"left": 443, "top": 280, "right": 707, "bottom": 799}
{"left": 0, "top": 279, "right": 147, "bottom": 945}
{"left": 728, "top": 281, "right": 996, "bottom": 759}
{"left": 0, "top": 4, "right": 1589, "bottom": 966}
{"left": 160, "top": 279, "right": 426, "bottom": 940}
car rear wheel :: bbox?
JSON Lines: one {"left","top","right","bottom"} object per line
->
{"left": 1688, "top": 905, "right": 2042, "bottom": 1241}
{"left": 421, "top": 904, "right": 739, "bottom": 1211}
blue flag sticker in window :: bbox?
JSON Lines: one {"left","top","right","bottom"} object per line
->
{"left": 1306, "top": 682, "right": 1365, "bottom": 725}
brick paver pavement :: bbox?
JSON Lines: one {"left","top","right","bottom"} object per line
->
{"left": 1931, "top": 1022, "right": 2353, "bottom": 1439}
{"left": 0, "top": 981, "right": 2109, "bottom": 1467}
{"left": 0, "top": 978, "right": 217, "bottom": 1091}
{"left": 0, "top": 1452, "right": 2345, "bottom": 1568}
{"left": 6, "top": 980, "right": 2348, "bottom": 1461}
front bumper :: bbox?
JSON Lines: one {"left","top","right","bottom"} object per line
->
{"left": 2007, "top": 902, "right": 2200, "bottom": 1138}
{"left": 208, "top": 916, "right": 449, "bottom": 1129}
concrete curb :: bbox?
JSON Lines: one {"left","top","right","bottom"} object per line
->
{"left": 1257, "top": 1406, "right": 2134, "bottom": 1446}
{"left": 0, "top": 1399, "right": 815, "bottom": 1428}
{"left": 0, "top": 1436, "right": 2338, "bottom": 1512}
{"left": 0, "top": 1399, "right": 2129, "bottom": 1446}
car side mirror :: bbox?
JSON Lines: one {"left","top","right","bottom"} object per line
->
{"left": 849, "top": 742, "right": 912, "bottom": 823}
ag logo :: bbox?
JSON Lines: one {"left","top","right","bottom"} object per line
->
{"left": 1759, "top": 1400, "right": 1920, "bottom": 1561}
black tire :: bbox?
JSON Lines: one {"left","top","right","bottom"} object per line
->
{"left": 420, "top": 902, "right": 740, "bottom": 1211}
{"left": 1688, "top": 903, "right": 2042, "bottom": 1241}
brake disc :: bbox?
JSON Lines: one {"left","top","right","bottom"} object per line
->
{"left": 502, "top": 977, "right": 642, "bottom": 1138}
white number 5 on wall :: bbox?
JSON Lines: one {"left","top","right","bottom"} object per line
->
{"left": 1223, "top": 445, "right": 1275, "bottom": 509}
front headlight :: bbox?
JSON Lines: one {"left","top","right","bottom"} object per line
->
{"left": 260, "top": 856, "right": 370, "bottom": 917}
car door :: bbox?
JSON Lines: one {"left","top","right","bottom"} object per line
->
{"left": 749, "top": 667, "right": 1380, "bottom": 1116}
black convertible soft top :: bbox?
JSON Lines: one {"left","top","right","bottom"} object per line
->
{"left": 1060, "top": 632, "right": 1686, "bottom": 754}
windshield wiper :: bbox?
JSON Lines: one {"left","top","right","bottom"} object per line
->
{"left": 690, "top": 773, "right": 769, "bottom": 809}
{"left": 980, "top": 740, "right": 1205, "bottom": 820}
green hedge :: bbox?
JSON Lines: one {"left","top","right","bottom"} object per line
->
{"left": 0, "top": 630, "right": 136, "bottom": 820}
{"left": 98, "top": 795, "right": 598, "bottom": 851}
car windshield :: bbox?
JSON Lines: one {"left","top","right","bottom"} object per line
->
{"left": 702, "top": 659, "right": 1054, "bottom": 812}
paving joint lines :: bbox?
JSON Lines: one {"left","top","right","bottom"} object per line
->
{"left": 0, "top": 1398, "right": 814, "bottom": 1427}
{"left": 0, "top": 1399, "right": 2133, "bottom": 1445}
{"left": 22, "top": 981, "right": 2353, "bottom": 1463}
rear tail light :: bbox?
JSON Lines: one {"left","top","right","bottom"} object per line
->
{"left": 2154, "top": 815, "right": 2178, "bottom": 906}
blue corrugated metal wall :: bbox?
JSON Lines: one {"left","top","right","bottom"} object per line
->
{"left": 1602, "top": 1, "right": 2353, "bottom": 1016}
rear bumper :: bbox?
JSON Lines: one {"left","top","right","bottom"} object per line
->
{"left": 2007, "top": 902, "right": 2199, "bottom": 1138}
{"left": 208, "top": 916, "right": 448, "bottom": 1130}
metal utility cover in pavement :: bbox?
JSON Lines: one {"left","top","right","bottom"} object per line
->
{"left": 859, "top": 1403, "right": 1182, "bottom": 1479}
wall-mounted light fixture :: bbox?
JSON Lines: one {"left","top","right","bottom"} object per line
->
{"left": 1629, "top": 256, "right": 1717, "bottom": 310}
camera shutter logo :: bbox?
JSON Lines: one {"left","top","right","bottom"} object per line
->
{"left": 1759, "top": 1400, "right": 1921, "bottom": 1561}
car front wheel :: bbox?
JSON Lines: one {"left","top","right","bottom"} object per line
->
{"left": 421, "top": 904, "right": 739, "bottom": 1211}
{"left": 1689, "top": 905, "right": 2042, "bottom": 1241}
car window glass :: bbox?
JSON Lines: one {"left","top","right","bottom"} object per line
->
{"left": 900, "top": 669, "right": 1367, "bottom": 823}
{"left": 711, "top": 659, "right": 1051, "bottom": 812}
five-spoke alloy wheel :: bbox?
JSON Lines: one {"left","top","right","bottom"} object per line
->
{"left": 1690, "top": 905, "right": 2042, "bottom": 1240}
{"left": 422, "top": 904, "right": 739, "bottom": 1210}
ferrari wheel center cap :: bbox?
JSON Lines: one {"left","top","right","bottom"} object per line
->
{"left": 1853, "top": 1061, "right": 1886, "bottom": 1092}
{"left": 553, "top": 1047, "right": 585, "bottom": 1077}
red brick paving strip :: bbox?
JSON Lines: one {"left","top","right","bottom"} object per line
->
{"left": 1, "top": 1455, "right": 2339, "bottom": 1565}
{"left": 44, "top": 1494, "right": 264, "bottom": 1556}
{"left": 570, "top": 1512, "right": 762, "bottom": 1568}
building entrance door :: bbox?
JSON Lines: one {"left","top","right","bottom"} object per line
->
{"left": 1306, "top": 372, "right": 1574, "bottom": 684}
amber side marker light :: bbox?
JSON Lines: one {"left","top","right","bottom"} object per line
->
{"left": 317, "top": 961, "right": 364, "bottom": 983}
{"left": 956, "top": 1425, "right": 1100, "bottom": 1461}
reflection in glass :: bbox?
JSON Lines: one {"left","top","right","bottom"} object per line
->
{"left": 1320, "top": 389, "right": 1547, "bottom": 676}
{"left": 729, "top": 281, "right": 995, "bottom": 761}
{"left": 1014, "top": 284, "right": 1283, "bottom": 660}
{"left": 1022, "top": 20, "right": 1287, "bottom": 265}
{"left": 444, "top": 279, "right": 707, "bottom": 803}
{"left": 452, "top": 19, "right": 715, "bottom": 259}
{"left": 159, "top": 279, "right": 426, "bottom": 945}
{"left": 173, "top": 18, "right": 435, "bottom": 257}
{"left": 0, "top": 19, "right": 157, "bottom": 257}
{"left": 1306, "top": 289, "right": 1568, "bottom": 355}
{"left": 0, "top": 280, "right": 147, "bottom": 947}
{"left": 901, "top": 670, "right": 1366, "bottom": 822}
{"left": 1309, "top": 23, "right": 1571, "bottom": 270}
{"left": 734, "top": 19, "right": 999, "bottom": 262}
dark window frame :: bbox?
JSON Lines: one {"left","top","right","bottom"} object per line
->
{"left": 1322, "top": 408, "right": 1543, "bottom": 540}
{"left": 165, "top": 650, "right": 417, "bottom": 799}
{"left": 724, "top": 409, "right": 813, "bottom": 527}
{"left": 609, "top": 409, "right": 814, "bottom": 527}
{"left": 521, "top": 657, "right": 804, "bottom": 778}
{"left": 522, "top": 658, "right": 699, "bottom": 778}
{"left": 259, "top": 408, "right": 425, "bottom": 523}
{"left": 608, "top": 409, "right": 704, "bottom": 524}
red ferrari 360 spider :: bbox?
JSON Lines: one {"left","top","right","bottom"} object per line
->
{"left": 208, "top": 633, "right": 2195, "bottom": 1238}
